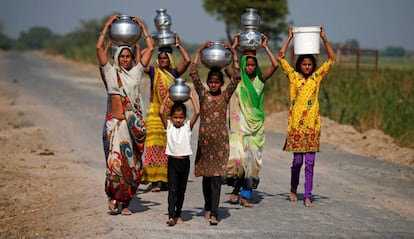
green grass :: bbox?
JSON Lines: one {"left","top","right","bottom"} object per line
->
{"left": 65, "top": 50, "right": 414, "bottom": 149}
{"left": 263, "top": 57, "right": 414, "bottom": 148}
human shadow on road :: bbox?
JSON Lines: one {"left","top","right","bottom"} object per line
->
{"left": 128, "top": 195, "right": 160, "bottom": 213}
{"left": 179, "top": 207, "right": 232, "bottom": 222}
{"left": 276, "top": 192, "right": 330, "bottom": 204}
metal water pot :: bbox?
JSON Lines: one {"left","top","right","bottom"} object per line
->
{"left": 239, "top": 30, "right": 262, "bottom": 50}
{"left": 240, "top": 8, "right": 261, "bottom": 31}
{"left": 109, "top": 15, "right": 141, "bottom": 46}
{"left": 169, "top": 78, "right": 190, "bottom": 102}
{"left": 239, "top": 8, "right": 262, "bottom": 50}
{"left": 153, "top": 9, "right": 176, "bottom": 47}
{"left": 201, "top": 41, "right": 232, "bottom": 69}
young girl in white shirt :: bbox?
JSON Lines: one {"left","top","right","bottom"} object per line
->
{"left": 159, "top": 89, "right": 200, "bottom": 226}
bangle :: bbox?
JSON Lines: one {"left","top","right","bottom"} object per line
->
{"left": 176, "top": 44, "right": 180, "bottom": 48}
{"left": 99, "top": 32, "right": 107, "bottom": 37}
{"left": 144, "top": 35, "right": 151, "bottom": 40}
{"left": 233, "top": 59, "right": 239, "bottom": 63}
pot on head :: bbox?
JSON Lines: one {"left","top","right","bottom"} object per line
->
{"left": 201, "top": 41, "right": 232, "bottom": 70}
{"left": 109, "top": 15, "right": 141, "bottom": 46}
{"left": 153, "top": 9, "right": 176, "bottom": 47}
{"left": 239, "top": 30, "right": 262, "bottom": 50}
{"left": 169, "top": 78, "right": 190, "bottom": 102}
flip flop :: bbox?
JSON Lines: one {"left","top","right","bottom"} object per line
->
{"left": 108, "top": 200, "right": 119, "bottom": 215}
{"left": 166, "top": 218, "right": 176, "bottom": 226}
{"left": 229, "top": 194, "right": 239, "bottom": 204}
{"left": 240, "top": 198, "right": 253, "bottom": 207}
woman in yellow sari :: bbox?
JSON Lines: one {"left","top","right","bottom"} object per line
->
{"left": 141, "top": 33, "right": 191, "bottom": 192}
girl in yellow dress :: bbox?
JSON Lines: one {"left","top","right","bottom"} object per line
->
{"left": 278, "top": 26, "right": 336, "bottom": 207}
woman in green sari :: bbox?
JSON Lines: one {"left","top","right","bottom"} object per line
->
{"left": 226, "top": 34, "right": 279, "bottom": 207}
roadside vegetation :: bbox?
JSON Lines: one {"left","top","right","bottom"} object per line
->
{"left": 1, "top": 11, "right": 413, "bottom": 148}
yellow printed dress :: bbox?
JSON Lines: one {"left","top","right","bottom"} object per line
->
{"left": 278, "top": 56, "right": 334, "bottom": 152}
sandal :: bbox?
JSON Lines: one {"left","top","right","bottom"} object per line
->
{"left": 151, "top": 183, "right": 161, "bottom": 192}
{"left": 108, "top": 199, "right": 119, "bottom": 215}
{"left": 229, "top": 194, "right": 239, "bottom": 204}
{"left": 240, "top": 198, "right": 253, "bottom": 207}
{"left": 166, "top": 218, "right": 176, "bottom": 226}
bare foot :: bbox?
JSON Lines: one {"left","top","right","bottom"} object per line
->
{"left": 304, "top": 198, "right": 314, "bottom": 207}
{"left": 289, "top": 192, "right": 298, "bottom": 202}
{"left": 204, "top": 211, "right": 211, "bottom": 221}
{"left": 175, "top": 217, "right": 183, "bottom": 224}
{"left": 121, "top": 208, "right": 132, "bottom": 215}
{"left": 209, "top": 216, "right": 219, "bottom": 225}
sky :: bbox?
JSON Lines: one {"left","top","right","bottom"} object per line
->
{"left": 1, "top": 0, "right": 414, "bottom": 50}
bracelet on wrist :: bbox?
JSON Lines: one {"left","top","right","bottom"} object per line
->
{"left": 99, "top": 32, "right": 107, "bottom": 37}
{"left": 144, "top": 35, "right": 151, "bottom": 40}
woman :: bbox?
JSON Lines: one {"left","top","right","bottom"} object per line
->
{"left": 278, "top": 26, "right": 335, "bottom": 207}
{"left": 190, "top": 41, "right": 240, "bottom": 225}
{"left": 226, "top": 34, "right": 279, "bottom": 207}
{"left": 141, "top": 33, "right": 191, "bottom": 192}
{"left": 96, "top": 15, "right": 154, "bottom": 215}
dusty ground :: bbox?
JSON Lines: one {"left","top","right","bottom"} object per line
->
{"left": 0, "top": 52, "right": 413, "bottom": 238}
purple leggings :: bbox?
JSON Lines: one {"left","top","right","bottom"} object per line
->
{"left": 290, "top": 152, "right": 315, "bottom": 199}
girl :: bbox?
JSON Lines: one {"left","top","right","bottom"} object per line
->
{"left": 142, "top": 33, "right": 191, "bottom": 192}
{"left": 189, "top": 41, "right": 240, "bottom": 225}
{"left": 159, "top": 90, "right": 199, "bottom": 226}
{"left": 278, "top": 26, "right": 336, "bottom": 207}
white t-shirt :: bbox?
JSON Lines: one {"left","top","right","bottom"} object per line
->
{"left": 165, "top": 120, "right": 193, "bottom": 157}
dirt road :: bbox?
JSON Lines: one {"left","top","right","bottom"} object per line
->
{"left": 0, "top": 51, "right": 413, "bottom": 238}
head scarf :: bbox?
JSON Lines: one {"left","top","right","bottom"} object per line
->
{"left": 113, "top": 45, "right": 143, "bottom": 113}
{"left": 152, "top": 50, "right": 176, "bottom": 105}
{"left": 238, "top": 54, "right": 265, "bottom": 147}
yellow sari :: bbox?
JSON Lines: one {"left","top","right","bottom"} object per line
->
{"left": 141, "top": 53, "right": 176, "bottom": 184}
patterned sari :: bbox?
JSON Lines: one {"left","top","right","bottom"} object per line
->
{"left": 141, "top": 60, "right": 176, "bottom": 184}
{"left": 105, "top": 70, "right": 146, "bottom": 206}
{"left": 227, "top": 55, "right": 265, "bottom": 199}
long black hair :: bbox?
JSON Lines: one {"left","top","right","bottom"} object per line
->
{"left": 295, "top": 54, "right": 317, "bottom": 75}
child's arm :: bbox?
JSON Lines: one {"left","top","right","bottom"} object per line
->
{"left": 189, "top": 90, "right": 200, "bottom": 130}
{"left": 159, "top": 89, "right": 169, "bottom": 129}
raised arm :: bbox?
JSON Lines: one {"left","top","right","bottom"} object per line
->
{"left": 159, "top": 89, "right": 169, "bottom": 129}
{"left": 134, "top": 42, "right": 142, "bottom": 65}
{"left": 175, "top": 33, "right": 191, "bottom": 75}
{"left": 192, "top": 41, "right": 211, "bottom": 65}
{"left": 278, "top": 26, "right": 293, "bottom": 58}
{"left": 225, "top": 33, "right": 240, "bottom": 78}
{"left": 189, "top": 90, "right": 200, "bottom": 130}
{"left": 261, "top": 33, "right": 279, "bottom": 81}
{"left": 96, "top": 15, "right": 118, "bottom": 65}
{"left": 320, "top": 26, "right": 336, "bottom": 61}
{"left": 133, "top": 16, "right": 154, "bottom": 67}
{"left": 189, "top": 41, "right": 212, "bottom": 96}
